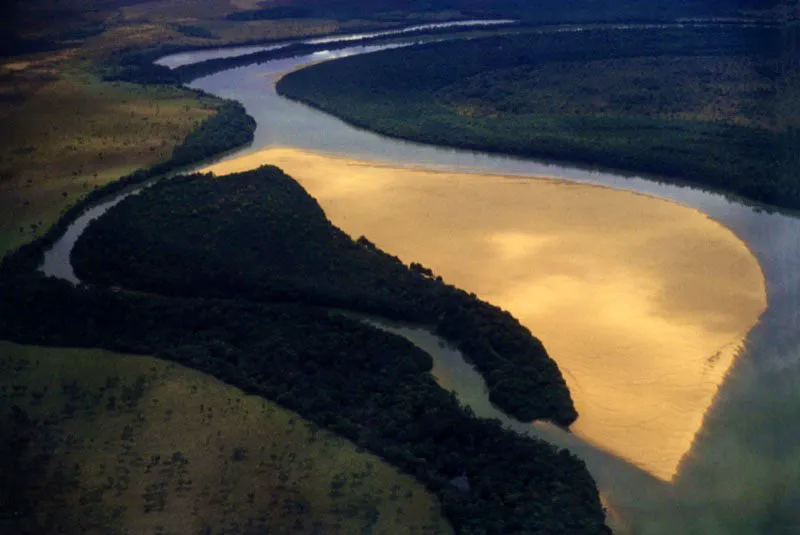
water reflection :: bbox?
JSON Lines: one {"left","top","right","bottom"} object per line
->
{"left": 154, "top": 19, "right": 516, "bottom": 70}
{"left": 204, "top": 148, "right": 766, "bottom": 482}
{"left": 155, "top": 44, "right": 289, "bottom": 69}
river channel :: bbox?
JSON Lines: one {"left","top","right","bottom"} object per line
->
{"left": 43, "top": 22, "right": 799, "bottom": 534}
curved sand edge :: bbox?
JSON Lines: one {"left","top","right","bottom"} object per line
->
{"left": 203, "top": 147, "right": 767, "bottom": 481}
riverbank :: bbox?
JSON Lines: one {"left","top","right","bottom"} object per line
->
{"left": 204, "top": 147, "right": 767, "bottom": 480}
{"left": 275, "top": 26, "right": 797, "bottom": 210}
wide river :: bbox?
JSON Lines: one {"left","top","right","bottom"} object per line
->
{"left": 45, "top": 23, "right": 799, "bottom": 534}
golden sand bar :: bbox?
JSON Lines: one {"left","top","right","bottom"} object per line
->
{"left": 204, "top": 148, "right": 766, "bottom": 481}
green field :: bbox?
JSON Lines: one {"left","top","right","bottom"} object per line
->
{"left": 0, "top": 342, "right": 452, "bottom": 534}
{"left": 0, "top": 67, "right": 217, "bottom": 258}
{"left": 0, "top": 0, "right": 444, "bottom": 259}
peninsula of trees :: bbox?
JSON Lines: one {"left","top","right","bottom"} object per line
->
{"left": 71, "top": 166, "right": 576, "bottom": 426}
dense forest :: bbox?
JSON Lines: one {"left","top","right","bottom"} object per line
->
{"left": 225, "top": 0, "right": 788, "bottom": 24}
{"left": 71, "top": 166, "right": 576, "bottom": 425}
{"left": 0, "top": 284, "right": 609, "bottom": 534}
{"left": 277, "top": 25, "right": 800, "bottom": 210}
{"left": 0, "top": 166, "right": 610, "bottom": 534}
{"left": 1, "top": 0, "right": 789, "bottom": 57}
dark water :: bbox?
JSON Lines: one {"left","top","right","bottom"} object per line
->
{"left": 42, "top": 25, "right": 800, "bottom": 534}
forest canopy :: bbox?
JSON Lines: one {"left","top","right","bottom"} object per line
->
{"left": 277, "top": 25, "right": 799, "bottom": 210}
{"left": 71, "top": 166, "right": 577, "bottom": 426}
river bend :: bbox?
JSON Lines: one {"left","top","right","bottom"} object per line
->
{"left": 41, "top": 22, "right": 800, "bottom": 534}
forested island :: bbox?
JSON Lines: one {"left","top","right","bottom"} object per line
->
{"left": 1, "top": 166, "right": 609, "bottom": 534}
{"left": 277, "top": 25, "right": 799, "bottom": 210}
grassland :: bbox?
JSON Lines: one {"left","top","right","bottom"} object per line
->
{"left": 0, "top": 341, "right": 452, "bottom": 535}
{"left": 0, "top": 63, "right": 238, "bottom": 258}
{"left": 0, "top": 64, "right": 217, "bottom": 257}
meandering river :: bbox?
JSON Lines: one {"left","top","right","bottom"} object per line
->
{"left": 43, "top": 23, "right": 800, "bottom": 534}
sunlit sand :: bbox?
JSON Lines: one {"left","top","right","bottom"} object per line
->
{"left": 204, "top": 148, "right": 767, "bottom": 481}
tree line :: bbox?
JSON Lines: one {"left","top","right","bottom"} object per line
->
{"left": 71, "top": 166, "right": 577, "bottom": 426}
{"left": 224, "top": 0, "right": 782, "bottom": 25}
{"left": 276, "top": 25, "right": 799, "bottom": 210}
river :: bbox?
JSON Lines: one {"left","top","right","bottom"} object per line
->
{"left": 43, "top": 22, "right": 799, "bottom": 534}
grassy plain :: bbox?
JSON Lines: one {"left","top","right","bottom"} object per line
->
{"left": 0, "top": 341, "right": 451, "bottom": 535}
{"left": 0, "top": 64, "right": 216, "bottom": 257}
{"left": 205, "top": 148, "right": 766, "bottom": 480}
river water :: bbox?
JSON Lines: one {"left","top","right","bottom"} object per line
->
{"left": 44, "top": 23, "right": 800, "bottom": 534}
